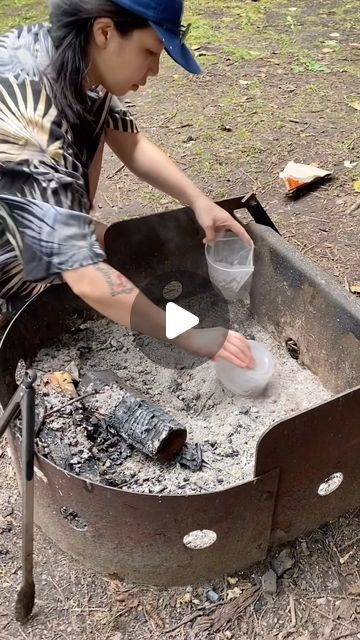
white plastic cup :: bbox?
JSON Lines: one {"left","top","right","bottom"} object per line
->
{"left": 205, "top": 234, "right": 254, "bottom": 301}
{"left": 215, "top": 340, "right": 274, "bottom": 396}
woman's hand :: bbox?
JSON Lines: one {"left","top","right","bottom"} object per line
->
{"left": 192, "top": 196, "right": 253, "bottom": 247}
{"left": 177, "top": 327, "right": 255, "bottom": 369}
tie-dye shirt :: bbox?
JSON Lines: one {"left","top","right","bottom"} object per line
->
{"left": 0, "top": 23, "right": 138, "bottom": 305}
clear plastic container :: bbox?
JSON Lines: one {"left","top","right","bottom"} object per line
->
{"left": 205, "top": 234, "right": 254, "bottom": 301}
{"left": 215, "top": 340, "right": 274, "bottom": 396}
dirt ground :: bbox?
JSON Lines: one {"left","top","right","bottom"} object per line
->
{"left": 1, "top": 0, "right": 360, "bottom": 639}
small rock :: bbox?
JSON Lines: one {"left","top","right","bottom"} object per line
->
{"left": 218, "top": 447, "right": 235, "bottom": 458}
{"left": 77, "top": 343, "right": 92, "bottom": 354}
{"left": 272, "top": 547, "right": 295, "bottom": 577}
{"left": 136, "top": 610, "right": 147, "bottom": 622}
{"left": 206, "top": 590, "right": 220, "bottom": 603}
{"left": 300, "top": 540, "right": 310, "bottom": 556}
{"left": 0, "top": 518, "right": 12, "bottom": 533}
{"left": 2, "top": 504, "right": 13, "bottom": 518}
{"left": 261, "top": 569, "right": 277, "bottom": 595}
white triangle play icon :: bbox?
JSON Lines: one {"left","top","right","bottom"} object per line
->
{"left": 166, "top": 302, "right": 199, "bottom": 340}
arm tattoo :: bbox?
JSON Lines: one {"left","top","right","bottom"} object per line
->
{"left": 94, "top": 263, "right": 136, "bottom": 297}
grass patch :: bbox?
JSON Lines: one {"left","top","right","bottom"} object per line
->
{"left": 340, "top": 65, "right": 360, "bottom": 80}
{"left": 333, "top": 2, "right": 358, "bottom": 29}
{"left": 0, "top": 0, "right": 47, "bottom": 32}
{"left": 292, "top": 60, "right": 331, "bottom": 74}
{"left": 186, "top": 0, "right": 286, "bottom": 32}
{"left": 223, "top": 47, "right": 262, "bottom": 61}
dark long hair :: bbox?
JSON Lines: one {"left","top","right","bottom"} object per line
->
{"left": 48, "top": 0, "right": 149, "bottom": 124}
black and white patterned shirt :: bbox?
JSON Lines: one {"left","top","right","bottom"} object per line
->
{"left": 0, "top": 23, "right": 138, "bottom": 304}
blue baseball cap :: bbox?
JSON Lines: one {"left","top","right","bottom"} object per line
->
{"left": 111, "top": 0, "right": 202, "bottom": 74}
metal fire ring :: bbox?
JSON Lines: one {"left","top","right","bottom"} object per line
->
{"left": 1, "top": 197, "right": 360, "bottom": 585}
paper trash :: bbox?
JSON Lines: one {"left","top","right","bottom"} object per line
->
{"left": 279, "top": 161, "right": 332, "bottom": 193}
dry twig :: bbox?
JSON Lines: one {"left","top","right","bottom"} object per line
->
{"left": 164, "top": 602, "right": 222, "bottom": 634}
{"left": 289, "top": 594, "right": 296, "bottom": 627}
{"left": 107, "top": 165, "right": 125, "bottom": 180}
{"left": 332, "top": 633, "right": 360, "bottom": 640}
{"left": 339, "top": 534, "right": 360, "bottom": 552}
{"left": 42, "top": 392, "right": 97, "bottom": 421}
{"left": 212, "top": 586, "right": 260, "bottom": 633}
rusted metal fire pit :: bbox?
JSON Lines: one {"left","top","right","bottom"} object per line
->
{"left": 1, "top": 195, "right": 360, "bottom": 586}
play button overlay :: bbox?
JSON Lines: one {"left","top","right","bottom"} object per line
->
{"left": 130, "top": 270, "right": 230, "bottom": 370}
{"left": 166, "top": 303, "right": 199, "bottom": 340}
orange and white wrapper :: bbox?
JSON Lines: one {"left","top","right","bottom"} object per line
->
{"left": 279, "top": 161, "right": 332, "bottom": 193}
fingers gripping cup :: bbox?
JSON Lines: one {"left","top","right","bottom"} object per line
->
{"left": 205, "top": 234, "right": 254, "bottom": 302}
{"left": 215, "top": 341, "right": 274, "bottom": 396}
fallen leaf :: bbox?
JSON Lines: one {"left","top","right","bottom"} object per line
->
{"left": 116, "top": 593, "right": 128, "bottom": 602}
{"left": 348, "top": 99, "right": 360, "bottom": 111}
{"left": 176, "top": 592, "right": 192, "bottom": 607}
{"left": 116, "top": 593, "right": 139, "bottom": 608}
{"left": 349, "top": 282, "right": 360, "bottom": 295}
{"left": 227, "top": 576, "right": 239, "bottom": 585}
{"left": 340, "top": 549, "right": 355, "bottom": 564}
{"left": 43, "top": 372, "right": 77, "bottom": 398}
{"left": 353, "top": 180, "right": 360, "bottom": 193}
{"left": 323, "top": 620, "right": 334, "bottom": 639}
{"left": 348, "top": 581, "right": 360, "bottom": 595}
{"left": 334, "top": 598, "right": 353, "bottom": 620}
{"left": 344, "top": 160, "right": 358, "bottom": 169}
{"left": 65, "top": 361, "right": 80, "bottom": 382}
{"left": 227, "top": 588, "right": 243, "bottom": 600}
{"left": 159, "top": 594, "right": 171, "bottom": 609}
{"left": 128, "top": 597, "right": 140, "bottom": 609}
